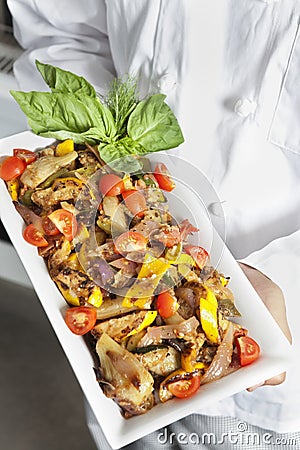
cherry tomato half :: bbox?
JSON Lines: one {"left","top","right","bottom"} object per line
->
{"left": 99, "top": 174, "right": 125, "bottom": 196}
{"left": 13, "top": 148, "right": 37, "bottom": 165}
{"left": 48, "top": 209, "right": 77, "bottom": 241}
{"left": 0, "top": 156, "right": 26, "bottom": 181}
{"left": 23, "top": 223, "right": 49, "bottom": 247}
{"left": 156, "top": 291, "right": 179, "bottom": 318}
{"left": 42, "top": 216, "right": 61, "bottom": 236}
{"left": 153, "top": 163, "right": 175, "bottom": 192}
{"left": 168, "top": 374, "right": 201, "bottom": 398}
{"left": 236, "top": 336, "right": 260, "bottom": 367}
{"left": 65, "top": 306, "right": 97, "bottom": 335}
{"left": 185, "top": 245, "right": 209, "bottom": 269}
{"left": 122, "top": 190, "right": 147, "bottom": 218}
{"left": 115, "top": 231, "right": 147, "bottom": 254}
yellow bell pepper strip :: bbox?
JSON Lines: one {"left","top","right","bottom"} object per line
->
{"left": 87, "top": 286, "right": 103, "bottom": 308}
{"left": 66, "top": 253, "right": 82, "bottom": 271}
{"left": 173, "top": 253, "right": 196, "bottom": 280}
{"left": 177, "top": 264, "right": 199, "bottom": 283}
{"left": 53, "top": 176, "right": 84, "bottom": 188}
{"left": 56, "top": 280, "right": 80, "bottom": 306}
{"left": 125, "top": 311, "right": 157, "bottom": 338}
{"left": 165, "top": 242, "right": 182, "bottom": 262}
{"left": 171, "top": 252, "right": 195, "bottom": 266}
{"left": 122, "top": 173, "right": 134, "bottom": 191}
{"left": 138, "top": 253, "right": 170, "bottom": 278}
{"left": 7, "top": 179, "right": 19, "bottom": 201}
{"left": 177, "top": 264, "right": 191, "bottom": 279}
{"left": 123, "top": 280, "right": 161, "bottom": 309}
{"left": 55, "top": 139, "right": 74, "bottom": 156}
{"left": 199, "top": 286, "right": 220, "bottom": 344}
{"left": 133, "top": 295, "right": 154, "bottom": 309}
{"left": 122, "top": 254, "right": 171, "bottom": 308}
{"left": 220, "top": 276, "right": 229, "bottom": 287}
{"left": 163, "top": 369, "right": 187, "bottom": 383}
{"left": 77, "top": 241, "right": 90, "bottom": 272}
{"left": 55, "top": 277, "right": 102, "bottom": 308}
{"left": 181, "top": 347, "right": 206, "bottom": 372}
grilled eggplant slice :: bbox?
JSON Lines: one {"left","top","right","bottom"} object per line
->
{"left": 135, "top": 346, "right": 181, "bottom": 376}
{"left": 31, "top": 177, "right": 84, "bottom": 209}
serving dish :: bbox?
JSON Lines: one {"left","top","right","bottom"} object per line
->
{"left": 0, "top": 131, "right": 293, "bottom": 449}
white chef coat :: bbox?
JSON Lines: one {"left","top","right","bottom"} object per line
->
{"left": 7, "top": 0, "right": 300, "bottom": 434}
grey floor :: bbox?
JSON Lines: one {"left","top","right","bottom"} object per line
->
{"left": 0, "top": 278, "right": 98, "bottom": 450}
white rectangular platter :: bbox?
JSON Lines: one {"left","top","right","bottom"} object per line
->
{"left": 0, "top": 131, "right": 293, "bottom": 449}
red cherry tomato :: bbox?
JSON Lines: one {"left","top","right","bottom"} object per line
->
{"left": 122, "top": 190, "right": 147, "bottom": 218}
{"left": 48, "top": 209, "right": 77, "bottom": 241}
{"left": 153, "top": 163, "right": 175, "bottom": 192}
{"left": 65, "top": 306, "right": 97, "bottom": 335}
{"left": 168, "top": 374, "right": 201, "bottom": 398}
{"left": 99, "top": 174, "right": 125, "bottom": 196}
{"left": 115, "top": 231, "right": 147, "bottom": 254}
{"left": 0, "top": 156, "right": 26, "bottom": 181}
{"left": 156, "top": 291, "right": 179, "bottom": 318}
{"left": 236, "top": 336, "right": 260, "bottom": 367}
{"left": 42, "top": 216, "right": 61, "bottom": 236}
{"left": 13, "top": 148, "right": 37, "bottom": 165}
{"left": 185, "top": 245, "right": 209, "bottom": 269}
{"left": 23, "top": 224, "right": 49, "bottom": 247}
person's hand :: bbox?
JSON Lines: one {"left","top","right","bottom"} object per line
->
{"left": 238, "top": 262, "right": 292, "bottom": 392}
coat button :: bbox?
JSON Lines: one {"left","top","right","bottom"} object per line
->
{"left": 234, "top": 98, "right": 257, "bottom": 118}
{"left": 208, "top": 201, "right": 228, "bottom": 217}
{"left": 157, "top": 73, "right": 177, "bottom": 93}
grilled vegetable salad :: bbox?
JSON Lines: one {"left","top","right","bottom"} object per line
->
{"left": 0, "top": 140, "right": 260, "bottom": 418}
{"left": 0, "top": 63, "right": 260, "bottom": 418}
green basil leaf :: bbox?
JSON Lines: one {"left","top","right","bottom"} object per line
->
{"left": 36, "top": 60, "right": 96, "bottom": 97}
{"left": 10, "top": 90, "right": 116, "bottom": 144}
{"left": 127, "top": 93, "right": 184, "bottom": 152}
{"left": 99, "top": 137, "right": 144, "bottom": 172}
{"left": 78, "top": 95, "right": 117, "bottom": 141}
{"left": 107, "top": 156, "right": 142, "bottom": 173}
{"left": 34, "top": 128, "right": 104, "bottom": 145}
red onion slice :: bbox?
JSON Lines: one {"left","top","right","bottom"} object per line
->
{"left": 201, "top": 322, "right": 235, "bottom": 384}
{"left": 138, "top": 316, "right": 199, "bottom": 347}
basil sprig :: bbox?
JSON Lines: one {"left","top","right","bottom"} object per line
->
{"left": 10, "top": 61, "right": 184, "bottom": 172}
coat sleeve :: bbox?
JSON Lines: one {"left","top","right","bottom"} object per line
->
{"left": 240, "top": 228, "right": 300, "bottom": 344}
{"left": 7, "top": 0, "right": 116, "bottom": 94}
